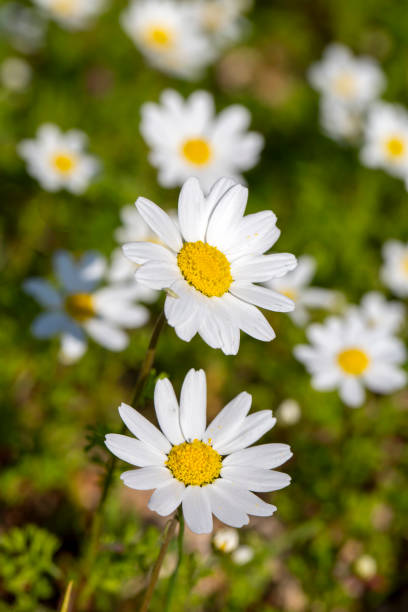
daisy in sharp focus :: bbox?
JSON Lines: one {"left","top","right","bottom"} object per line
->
{"left": 360, "top": 102, "right": 408, "bottom": 183}
{"left": 120, "top": 0, "right": 214, "bottom": 80}
{"left": 123, "top": 177, "right": 297, "bottom": 355}
{"left": 265, "top": 255, "right": 339, "bottom": 326}
{"left": 347, "top": 291, "right": 405, "bottom": 335}
{"left": 105, "top": 368, "right": 292, "bottom": 534}
{"left": 18, "top": 123, "right": 99, "bottom": 194}
{"left": 140, "top": 89, "right": 264, "bottom": 192}
{"left": 24, "top": 250, "right": 149, "bottom": 364}
{"left": 294, "top": 312, "right": 406, "bottom": 407}
{"left": 380, "top": 239, "right": 408, "bottom": 297}
{"left": 308, "top": 44, "right": 385, "bottom": 109}
{"left": 32, "top": 0, "right": 105, "bottom": 30}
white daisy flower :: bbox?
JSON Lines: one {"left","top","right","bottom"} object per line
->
{"left": 105, "top": 368, "right": 292, "bottom": 534}
{"left": 140, "top": 89, "right": 264, "bottom": 192}
{"left": 18, "top": 123, "right": 99, "bottom": 194}
{"left": 120, "top": 0, "right": 214, "bottom": 80}
{"left": 308, "top": 43, "right": 385, "bottom": 108}
{"left": 123, "top": 177, "right": 297, "bottom": 355}
{"left": 24, "top": 250, "right": 149, "bottom": 364}
{"left": 266, "top": 255, "right": 338, "bottom": 326}
{"left": 348, "top": 292, "right": 405, "bottom": 335}
{"left": 276, "top": 399, "right": 301, "bottom": 426}
{"left": 294, "top": 313, "right": 406, "bottom": 407}
{"left": 195, "top": 0, "right": 248, "bottom": 47}
{"left": 213, "top": 527, "right": 239, "bottom": 553}
{"left": 360, "top": 102, "right": 408, "bottom": 182}
{"left": 32, "top": 0, "right": 105, "bottom": 30}
{"left": 381, "top": 239, "right": 408, "bottom": 297}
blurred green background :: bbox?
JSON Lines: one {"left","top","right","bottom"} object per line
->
{"left": 1, "top": 0, "right": 408, "bottom": 610}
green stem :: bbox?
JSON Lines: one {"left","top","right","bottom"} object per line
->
{"left": 164, "top": 508, "right": 184, "bottom": 612}
{"left": 140, "top": 515, "right": 178, "bottom": 612}
{"left": 77, "top": 310, "right": 166, "bottom": 610}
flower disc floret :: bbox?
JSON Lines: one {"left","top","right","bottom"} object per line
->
{"left": 182, "top": 138, "right": 212, "bottom": 166}
{"left": 337, "top": 347, "right": 370, "bottom": 375}
{"left": 145, "top": 25, "right": 173, "bottom": 48}
{"left": 166, "top": 439, "right": 222, "bottom": 486}
{"left": 385, "top": 137, "right": 405, "bottom": 159}
{"left": 177, "top": 240, "right": 232, "bottom": 297}
{"left": 65, "top": 293, "right": 95, "bottom": 322}
{"left": 52, "top": 152, "right": 77, "bottom": 174}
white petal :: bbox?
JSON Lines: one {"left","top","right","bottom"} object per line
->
{"left": 182, "top": 486, "right": 213, "bottom": 534}
{"left": 148, "top": 480, "right": 185, "bottom": 516}
{"left": 118, "top": 403, "right": 171, "bottom": 453}
{"left": 122, "top": 242, "right": 175, "bottom": 265}
{"left": 230, "top": 283, "right": 294, "bottom": 312}
{"left": 215, "top": 411, "right": 276, "bottom": 455}
{"left": 105, "top": 433, "right": 166, "bottom": 467}
{"left": 224, "top": 211, "right": 279, "bottom": 260}
{"left": 135, "top": 261, "right": 180, "bottom": 290}
{"left": 179, "top": 369, "right": 206, "bottom": 441}
{"left": 120, "top": 466, "right": 173, "bottom": 490}
{"left": 206, "top": 482, "right": 249, "bottom": 528}
{"left": 206, "top": 184, "right": 248, "bottom": 250}
{"left": 136, "top": 197, "right": 182, "bottom": 252}
{"left": 223, "top": 444, "right": 292, "bottom": 469}
{"left": 178, "top": 177, "right": 207, "bottom": 242}
{"left": 215, "top": 479, "right": 277, "bottom": 516}
{"left": 31, "top": 311, "right": 70, "bottom": 338}
{"left": 222, "top": 293, "right": 275, "bottom": 342}
{"left": 59, "top": 331, "right": 87, "bottom": 364}
{"left": 231, "top": 253, "right": 297, "bottom": 283}
{"left": 23, "top": 278, "right": 62, "bottom": 308}
{"left": 164, "top": 279, "right": 200, "bottom": 328}
{"left": 364, "top": 364, "right": 406, "bottom": 394}
{"left": 220, "top": 466, "right": 291, "bottom": 492}
{"left": 154, "top": 378, "right": 185, "bottom": 445}
{"left": 53, "top": 250, "right": 78, "bottom": 292}
{"left": 205, "top": 177, "right": 237, "bottom": 216}
{"left": 205, "top": 391, "right": 252, "bottom": 447}
{"left": 84, "top": 319, "right": 128, "bottom": 351}
{"left": 339, "top": 378, "right": 365, "bottom": 407}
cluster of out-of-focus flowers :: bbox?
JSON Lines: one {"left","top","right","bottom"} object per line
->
{"left": 309, "top": 43, "right": 408, "bottom": 191}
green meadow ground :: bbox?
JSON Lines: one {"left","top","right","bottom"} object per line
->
{"left": 1, "top": 0, "right": 408, "bottom": 610}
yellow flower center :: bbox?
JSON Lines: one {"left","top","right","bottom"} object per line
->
{"left": 166, "top": 439, "right": 222, "bottom": 486}
{"left": 181, "top": 138, "right": 212, "bottom": 166}
{"left": 52, "top": 152, "right": 77, "bottom": 174}
{"left": 402, "top": 254, "right": 408, "bottom": 276}
{"left": 337, "top": 348, "right": 370, "bottom": 376}
{"left": 385, "top": 137, "right": 405, "bottom": 159}
{"left": 177, "top": 241, "right": 232, "bottom": 297}
{"left": 144, "top": 25, "right": 173, "bottom": 49}
{"left": 333, "top": 73, "right": 356, "bottom": 98}
{"left": 280, "top": 288, "right": 297, "bottom": 301}
{"left": 65, "top": 293, "right": 95, "bottom": 322}
{"left": 52, "top": 0, "right": 76, "bottom": 15}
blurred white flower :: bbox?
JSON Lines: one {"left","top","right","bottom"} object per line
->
{"left": 348, "top": 292, "right": 405, "bottom": 335}
{"left": 105, "top": 368, "right": 292, "bottom": 534}
{"left": 123, "top": 177, "right": 297, "bottom": 355}
{"left": 213, "top": 527, "right": 239, "bottom": 552}
{"left": 232, "top": 544, "right": 254, "bottom": 565}
{"left": 24, "top": 250, "right": 149, "bottom": 363}
{"left": 32, "top": 0, "right": 106, "bottom": 30}
{"left": 354, "top": 555, "right": 377, "bottom": 580}
{"left": 195, "top": 0, "right": 248, "bottom": 47}
{"left": 308, "top": 44, "right": 385, "bottom": 108}
{"left": 266, "top": 255, "right": 338, "bottom": 326}
{"left": 120, "top": 0, "right": 214, "bottom": 80}
{"left": 140, "top": 89, "right": 264, "bottom": 192}
{"left": 276, "top": 399, "right": 301, "bottom": 426}
{"left": 0, "top": 56, "right": 31, "bottom": 91}
{"left": 18, "top": 123, "right": 99, "bottom": 194}
{"left": 294, "top": 312, "right": 406, "bottom": 407}
{"left": 360, "top": 102, "right": 408, "bottom": 183}
{"left": 381, "top": 239, "right": 408, "bottom": 297}
{"left": 319, "top": 97, "right": 362, "bottom": 142}
{"left": 0, "top": 2, "right": 46, "bottom": 54}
